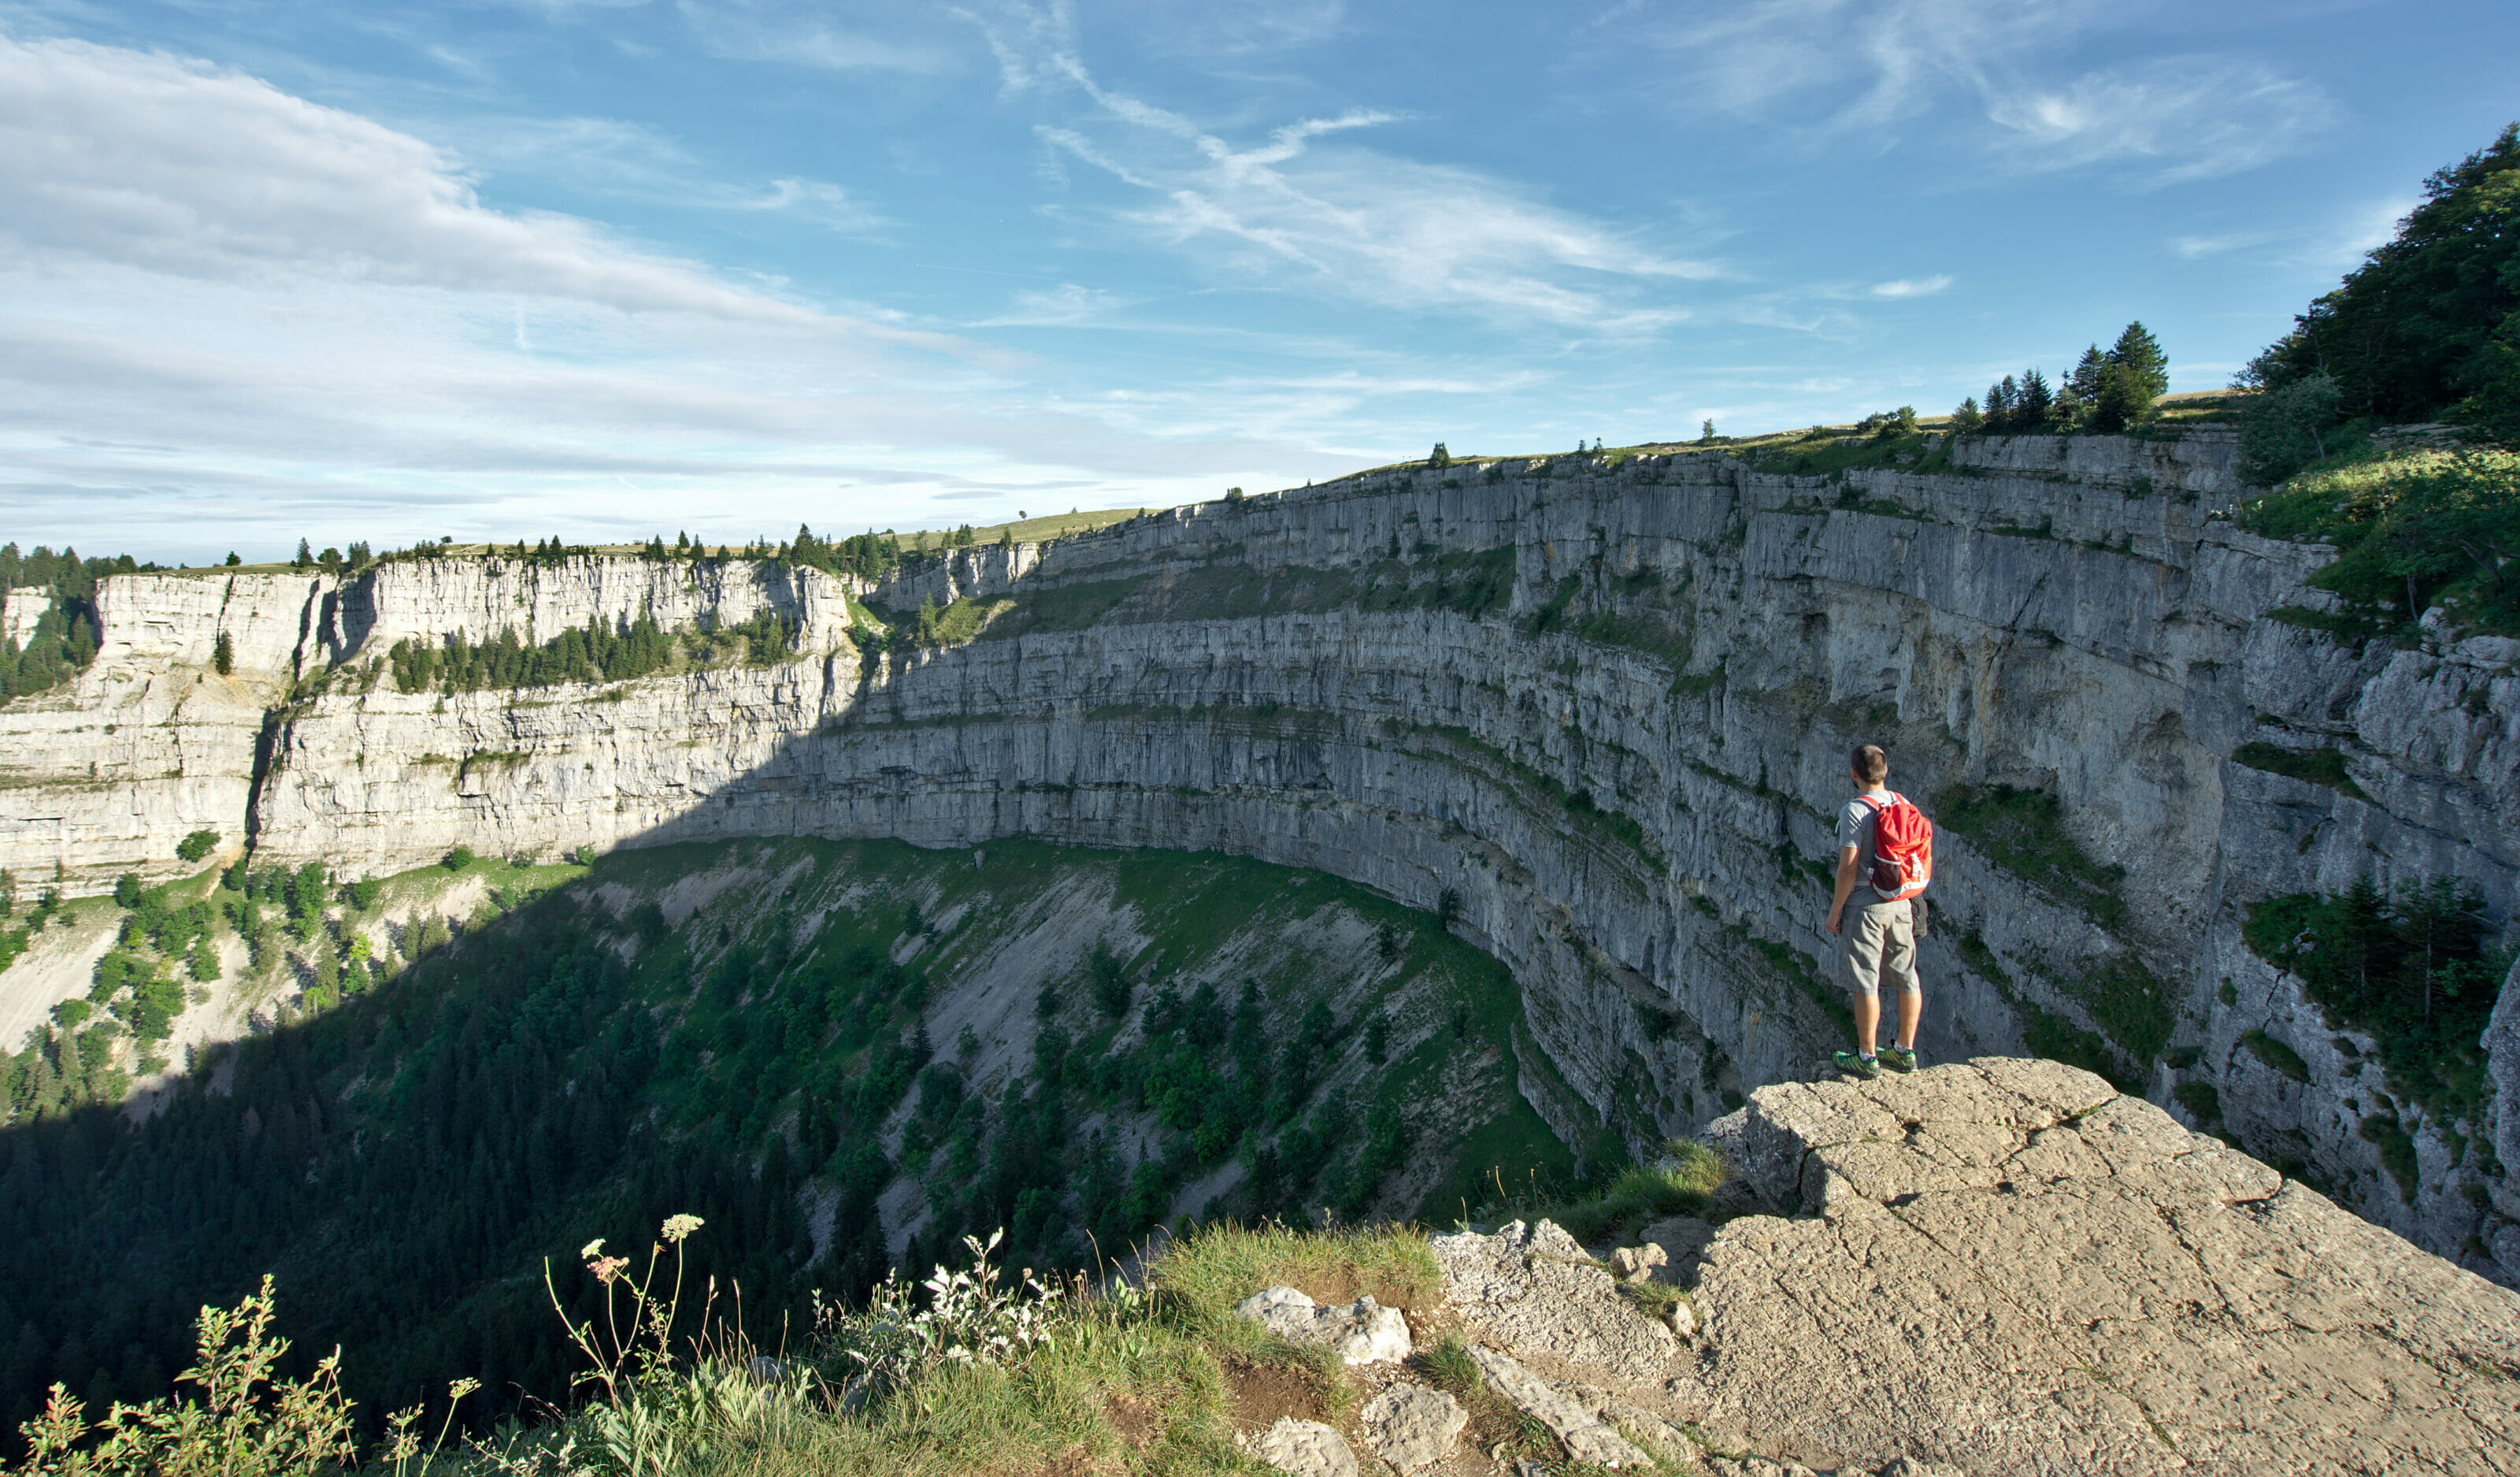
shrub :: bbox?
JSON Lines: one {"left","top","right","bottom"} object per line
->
{"left": 443, "top": 844, "right": 475, "bottom": 871}
{"left": 2241, "top": 1030, "right": 2312, "bottom": 1084}
{"left": 176, "top": 829, "right": 220, "bottom": 863}
{"left": 211, "top": 631, "right": 233, "bottom": 676}
{"left": 6, "top": 1275, "right": 467, "bottom": 1477}
{"left": 2171, "top": 1080, "right": 2222, "bottom": 1123}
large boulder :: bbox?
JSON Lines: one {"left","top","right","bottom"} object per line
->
{"left": 1673, "top": 1060, "right": 2520, "bottom": 1473}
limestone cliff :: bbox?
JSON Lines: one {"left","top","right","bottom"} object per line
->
{"left": 2, "top": 429, "right": 2514, "bottom": 1282}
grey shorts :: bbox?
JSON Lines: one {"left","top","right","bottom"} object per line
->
{"left": 1838, "top": 897, "right": 1921, "bottom": 998}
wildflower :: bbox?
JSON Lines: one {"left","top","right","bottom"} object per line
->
{"left": 662, "top": 1212, "right": 705, "bottom": 1244}
{"left": 580, "top": 1238, "right": 606, "bottom": 1260}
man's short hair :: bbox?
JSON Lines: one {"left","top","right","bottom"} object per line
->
{"left": 1851, "top": 744, "right": 1888, "bottom": 785}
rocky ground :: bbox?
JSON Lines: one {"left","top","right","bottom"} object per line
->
{"left": 1236, "top": 1060, "right": 2520, "bottom": 1476}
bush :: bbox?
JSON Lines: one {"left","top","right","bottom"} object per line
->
{"left": 175, "top": 829, "right": 220, "bottom": 863}
{"left": 113, "top": 873, "right": 141, "bottom": 908}
{"left": 210, "top": 631, "right": 233, "bottom": 676}
{"left": 2171, "top": 1080, "right": 2222, "bottom": 1123}
{"left": 443, "top": 845, "right": 475, "bottom": 871}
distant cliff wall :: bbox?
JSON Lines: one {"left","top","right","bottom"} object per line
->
{"left": 4, "top": 428, "right": 2515, "bottom": 1282}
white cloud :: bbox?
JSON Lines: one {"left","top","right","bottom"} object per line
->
{"left": 2169, "top": 231, "right": 2274, "bottom": 259}
{"left": 454, "top": 116, "right": 892, "bottom": 235}
{"left": 1984, "top": 60, "right": 2329, "bottom": 183}
{"left": 0, "top": 31, "right": 1349, "bottom": 557}
{"left": 1870, "top": 275, "right": 1952, "bottom": 298}
{"left": 0, "top": 34, "right": 816, "bottom": 319}
{"left": 1018, "top": 54, "right": 1717, "bottom": 328}
{"left": 674, "top": 1, "right": 958, "bottom": 72}
{"left": 1598, "top": 0, "right": 2329, "bottom": 183}
{"left": 980, "top": 284, "right": 1132, "bottom": 326}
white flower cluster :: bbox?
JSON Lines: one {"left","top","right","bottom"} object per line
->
{"left": 832, "top": 1230, "right": 1061, "bottom": 1390}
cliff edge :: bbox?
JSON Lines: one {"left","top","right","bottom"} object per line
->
{"left": 1423, "top": 1060, "right": 2520, "bottom": 1475}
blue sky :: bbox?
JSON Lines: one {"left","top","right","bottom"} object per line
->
{"left": 1, "top": 1, "right": 2514, "bottom": 562}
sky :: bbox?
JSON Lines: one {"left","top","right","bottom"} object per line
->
{"left": 0, "top": 2, "right": 2514, "bottom": 563}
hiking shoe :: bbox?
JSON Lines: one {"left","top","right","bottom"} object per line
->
{"left": 1881, "top": 1045, "right": 1920, "bottom": 1074}
{"left": 1833, "top": 1050, "right": 1881, "bottom": 1080}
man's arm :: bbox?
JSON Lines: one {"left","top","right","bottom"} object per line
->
{"left": 1826, "top": 845, "right": 1859, "bottom": 934}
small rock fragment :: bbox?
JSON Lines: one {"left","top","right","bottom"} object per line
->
{"left": 1360, "top": 1382, "right": 1468, "bottom": 1471}
{"left": 1233, "top": 1286, "right": 1412, "bottom": 1364}
{"left": 1236, "top": 1285, "right": 1317, "bottom": 1332}
{"left": 1251, "top": 1417, "right": 1358, "bottom": 1477}
{"left": 1608, "top": 1243, "right": 1669, "bottom": 1282}
{"left": 1663, "top": 1299, "right": 1697, "bottom": 1339}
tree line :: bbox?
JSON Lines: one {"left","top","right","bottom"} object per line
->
{"left": 1950, "top": 321, "right": 2171, "bottom": 436}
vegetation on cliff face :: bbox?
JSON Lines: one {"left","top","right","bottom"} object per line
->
{"left": 2243, "top": 877, "right": 2508, "bottom": 1126}
{"left": 382, "top": 610, "right": 807, "bottom": 696}
{"left": 0, "top": 544, "right": 166, "bottom": 706}
{"left": 2236, "top": 445, "right": 2520, "bottom": 639}
{"left": 0, "top": 837, "right": 1567, "bottom": 1451}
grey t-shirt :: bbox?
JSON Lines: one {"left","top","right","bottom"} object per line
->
{"left": 1836, "top": 787, "right": 1896, "bottom": 862}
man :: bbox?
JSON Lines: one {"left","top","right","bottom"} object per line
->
{"left": 1826, "top": 744, "right": 1922, "bottom": 1078}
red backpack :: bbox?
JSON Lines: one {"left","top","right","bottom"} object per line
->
{"left": 1858, "top": 792, "right": 1934, "bottom": 901}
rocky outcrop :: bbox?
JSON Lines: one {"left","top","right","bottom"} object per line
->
{"left": 1423, "top": 1061, "right": 2520, "bottom": 1475}
{"left": 2, "top": 432, "right": 2514, "bottom": 1279}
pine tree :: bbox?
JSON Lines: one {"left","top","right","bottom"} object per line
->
{"left": 2018, "top": 368, "right": 2054, "bottom": 426}
{"left": 2068, "top": 345, "right": 2109, "bottom": 403}
{"left": 292, "top": 540, "right": 312, "bottom": 570}
{"left": 2108, "top": 321, "right": 2170, "bottom": 400}
{"left": 1987, "top": 376, "right": 2018, "bottom": 429}
{"left": 1699, "top": 418, "right": 1717, "bottom": 443}
{"left": 1950, "top": 395, "right": 1982, "bottom": 433}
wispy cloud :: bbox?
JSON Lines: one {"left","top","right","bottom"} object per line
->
{"left": 456, "top": 116, "right": 891, "bottom": 235}
{"left": 674, "top": 1, "right": 958, "bottom": 73}
{"left": 1870, "top": 275, "right": 1951, "bottom": 298}
{"left": 1592, "top": 0, "right": 2330, "bottom": 184}
{"left": 990, "top": 30, "right": 1717, "bottom": 328}
{"left": 1983, "top": 60, "right": 2329, "bottom": 183}
{"left": 978, "top": 283, "right": 1132, "bottom": 325}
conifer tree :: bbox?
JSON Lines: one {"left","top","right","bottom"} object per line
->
{"left": 2069, "top": 345, "right": 2109, "bottom": 403}
{"left": 2018, "top": 369, "right": 2055, "bottom": 426}
{"left": 2108, "top": 321, "right": 2170, "bottom": 400}
{"left": 1951, "top": 395, "right": 1982, "bottom": 432}
{"left": 293, "top": 539, "right": 312, "bottom": 570}
{"left": 1987, "top": 376, "right": 2018, "bottom": 429}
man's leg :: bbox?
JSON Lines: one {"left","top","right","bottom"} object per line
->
{"left": 1881, "top": 903, "right": 1922, "bottom": 1052}
{"left": 1854, "top": 991, "right": 1881, "bottom": 1054}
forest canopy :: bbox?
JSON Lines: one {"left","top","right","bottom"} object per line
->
{"left": 2240, "top": 121, "right": 2520, "bottom": 443}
